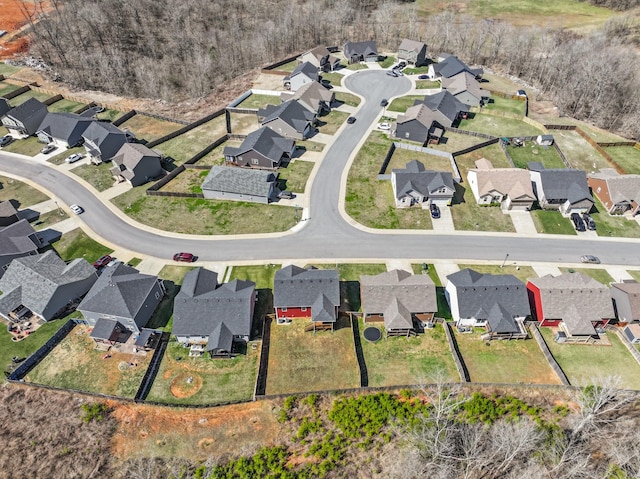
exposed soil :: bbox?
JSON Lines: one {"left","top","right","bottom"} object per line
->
{"left": 0, "top": 0, "right": 52, "bottom": 58}
{"left": 170, "top": 371, "right": 203, "bottom": 398}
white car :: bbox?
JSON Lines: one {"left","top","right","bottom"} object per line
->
{"left": 378, "top": 122, "right": 391, "bottom": 130}
{"left": 69, "top": 204, "right": 84, "bottom": 215}
{"left": 65, "top": 153, "right": 83, "bottom": 163}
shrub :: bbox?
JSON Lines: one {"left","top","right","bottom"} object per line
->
{"left": 80, "top": 403, "right": 109, "bottom": 423}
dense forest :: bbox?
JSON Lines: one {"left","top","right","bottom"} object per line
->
{"left": 16, "top": 0, "right": 640, "bottom": 139}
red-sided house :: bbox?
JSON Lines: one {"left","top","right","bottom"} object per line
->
{"left": 273, "top": 265, "right": 340, "bottom": 330}
{"left": 527, "top": 273, "right": 614, "bottom": 343}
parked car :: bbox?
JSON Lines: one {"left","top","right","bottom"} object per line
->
{"left": 347, "top": 116, "right": 356, "bottom": 124}
{"left": 418, "top": 74, "right": 430, "bottom": 80}
{"left": 93, "top": 254, "right": 112, "bottom": 269}
{"left": 0, "top": 135, "right": 12, "bottom": 147}
{"left": 65, "top": 153, "right": 83, "bottom": 163}
{"left": 582, "top": 213, "right": 596, "bottom": 230}
{"left": 377, "top": 122, "right": 391, "bottom": 130}
{"left": 380, "top": 99, "right": 388, "bottom": 107}
{"left": 395, "top": 61, "right": 407, "bottom": 69}
{"left": 571, "top": 212, "right": 586, "bottom": 232}
{"left": 173, "top": 252, "right": 196, "bottom": 263}
{"left": 580, "top": 255, "right": 600, "bottom": 264}
{"left": 69, "top": 204, "right": 84, "bottom": 215}
{"left": 278, "top": 190, "right": 295, "bottom": 200}
{"left": 40, "top": 144, "right": 56, "bottom": 155}
{"left": 430, "top": 203, "right": 441, "bottom": 219}
{"left": 386, "top": 70, "right": 398, "bottom": 77}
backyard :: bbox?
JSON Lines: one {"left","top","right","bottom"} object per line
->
{"left": 384, "top": 146, "right": 454, "bottom": 174}
{"left": 506, "top": 142, "right": 566, "bottom": 169}
{"left": 0, "top": 175, "right": 49, "bottom": 207}
{"left": 47, "top": 98, "right": 85, "bottom": 113}
{"left": 603, "top": 146, "right": 640, "bottom": 175}
{"left": 453, "top": 329, "right": 559, "bottom": 385}
{"left": 9, "top": 90, "right": 53, "bottom": 107}
{"left": 158, "top": 169, "right": 207, "bottom": 194}
{"left": 237, "top": 93, "right": 280, "bottom": 109}
{"left": 530, "top": 209, "right": 577, "bottom": 235}
{"left": 552, "top": 129, "right": 611, "bottom": 172}
{"left": 72, "top": 162, "right": 116, "bottom": 192}
{"left": 265, "top": 317, "right": 360, "bottom": 395}
{"left": 482, "top": 96, "right": 526, "bottom": 117}
{"left": 458, "top": 113, "right": 543, "bottom": 137}
{"left": 431, "top": 131, "right": 492, "bottom": 154}
{"left": 540, "top": 328, "right": 640, "bottom": 390}
{"left": 118, "top": 114, "right": 183, "bottom": 142}
{"left": 277, "top": 160, "right": 314, "bottom": 193}
{"left": 51, "top": 228, "right": 113, "bottom": 263}
{"left": 0, "top": 80, "right": 21, "bottom": 97}
{"left": 411, "top": 264, "right": 451, "bottom": 319}
{"left": 228, "top": 111, "right": 260, "bottom": 135}
{"left": 154, "top": 116, "right": 227, "bottom": 163}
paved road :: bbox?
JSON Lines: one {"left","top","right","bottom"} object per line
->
{"left": 2, "top": 70, "right": 640, "bottom": 266}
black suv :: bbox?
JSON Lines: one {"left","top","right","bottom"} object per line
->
{"left": 0, "top": 135, "right": 12, "bottom": 147}
{"left": 430, "top": 203, "right": 440, "bottom": 219}
{"left": 582, "top": 213, "right": 596, "bottom": 230}
{"left": 571, "top": 212, "right": 586, "bottom": 232}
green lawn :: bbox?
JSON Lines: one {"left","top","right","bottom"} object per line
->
{"left": 8, "top": 90, "right": 52, "bottom": 107}
{"left": 295, "top": 140, "right": 325, "bottom": 153}
{"left": 265, "top": 317, "right": 359, "bottom": 395}
{"left": 507, "top": 142, "right": 566, "bottom": 169}
{"left": 457, "top": 264, "right": 537, "bottom": 283}
{"left": 277, "top": 160, "right": 314, "bottom": 193}
{"left": 0, "top": 62, "right": 21, "bottom": 75}
{"left": 431, "top": 131, "right": 488, "bottom": 154}
{"left": 345, "top": 131, "right": 433, "bottom": 230}
{"left": 530, "top": 209, "right": 577, "bottom": 235}
{"left": 346, "top": 63, "right": 368, "bottom": 71}
{"left": 320, "top": 72, "right": 344, "bottom": 87}
{"left": 378, "top": 56, "right": 396, "bottom": 68}
{"left": 591, "top": 197, "right": 640, "bottom": 238}
{"left": 47, "top": 146, "right": 85, "bottom": 165}
{"left": 0, "top": 81, "right": 21, "bottom": 97}
{"left": 334, "top": 92, "right": 360, "bottom": 107}
{"left": 47, "top": 99, "right": 85, "bottom": 113}
{"left": 453, "top": 329, "right": 560, "bottom": 384}
{"left": 228, "top": 264, "right": 281, "bottom": 290}
{"left": 157, "top": 264, "right": 196, "bottom": 285}
{"left": 385, "top": 147, "right": 454, "bottom": 174}
{"left": 119, "top": 114, "right": 183, "bottom": 142}
{"left": 32, "top": 209, "right": 69, "bottom": 231}
{"left": 360, "top": 320, "right": 458, "bottom": 387}
{"left": 228, "top": 111, "right": 260, "bottom": 136}
{"left": 387, "top": 95, "right": 424, "bottom": 113}
{"left": 558, "top": 268, "right": 614, "bottom": 286}
{"left": 628, "top": 270, "right": 640, "bottom": 282}
{"left": 411, "top": 264, "right": 451, "bottom": 319}
{"left": 158, "top": 169, "right": 207, "bottom": 195}
{"left": 317, "top": 110, "right": 349, "bottom": 135}
{"left": 483, "top": 96, "right": 526, "bottom": 117}
{"left": 51, "top": 228, "right": 113, "bottom": 263}
{"left": 458, "top": 113, "right": 543, "bottom": 137}
{"left": 26, "top": 326, "right": 151, "bottom": 398}
{"left": 148, "top": 265, "right": 197, "bottom": 332}
{"left": 551, "top": 129, "right": 610, "bottom": 172}
{"left": 127, "top": 257, "right": 142, "bottom": 267}
{"left": 0, "top": 175, "right": 48, "bottom": 208}
{"left": 275, "top": 60, "right": 299, "bottom": 72}
{"left": 1, "top": 136, "right": 46, "bottom": 156}
{"left": 237, "top": 93, "right": 280, "bottom": 109}
{"left": 415, "top": 80, "right": 440, "bottom": 89}
{"left": 193, "top": 140, "right": 229, "bottom": 167}
{"left": 72, "top": 162, "right": 115, "bottom": 192}
{"left": 111, "top": 187, "right": 297, "bottom": 235}
{"left": 146, "top": 340, "right": 259, "bottom": 405}
{"left": 540, "top": 328, "right": 640, "bottom": 390}
{"left": 96, "top": 109, "right": 123, "bottom": 122}
{"left": 402, "top": 66, "right": 430, "bottom": 75}
{"left": 603, "top": 146, "right": 640, "bottom": 175}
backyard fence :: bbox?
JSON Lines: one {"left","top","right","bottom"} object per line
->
{"left": 112, "top": 109, "right": 137, "bottom": 127}
{"left": 443, "top": 322, "right": 470, "bottom": 383}
{"left": 134, "top": 332, "right": 170, "bottom": 402}
{"left": 607, "top": 325, "right": 640, "bottom": 367}
{"left": 552, "top": 142, "right": 571, "bottom": 168}
{"left": 596, "top": 141, "right": 636, "bottom": 147}
{"left": 43, "top": 94, "right": 63, "bottom": 106}
{"left": 446, "top": 126, "right": 496, "bottom": 140}
{"left": 136, "top": 109, "right": 189, "bottom": 126}
{"left": 186, "top": 134, "right": 229, "bottom": 165}
{"left": 74, "top": 102, "right": 96, "bottom": 115}
{"left": 574, "top": 127, "right": 626, "bottom": 174}
{"left": 260, "top": 53, "right": 301, "bottom": 74}
{"left": 451, "top": 137, "right": 499, "bottom": 158}
{"left": 377, "top": 142, "right": 396, "bottom": 176}
{"left": 349, "top": 313, "right": 369, "bottom": 388}
{"left": 145, "top": 108, "right": 226, "bottom": 149}
{"left": 147, "top": 164, "right": 186, "bottom": 191}
{"left": 528, "top": 323, "right": 570, "bottom": 386}
{"left": 146, "top": 190, "right": 204, "bottom": 199}
{"left": 253, "top": 315, "right": 272, "bottom": 399}
{"left": 2, "top": 84, "right": 32, "bottom": 99}
{"left": 544, "top": 124, "right": 575, "bottom": 131}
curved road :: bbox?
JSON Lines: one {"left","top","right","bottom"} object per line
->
{"left": 2, "top": 70, "right": 640, "bottom": 266}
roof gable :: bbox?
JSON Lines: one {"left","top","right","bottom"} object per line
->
{"left": 202, "top": 165, "right": 276, "bottom": 197}
{"left": 274, "top": 266, "right": 340, "bottom": 309}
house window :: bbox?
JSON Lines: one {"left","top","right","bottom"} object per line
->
{"left": 596, "top": 187, "right": 601, "bottom": 193}
{"left": 155, "top": 292, "right": 160, "bottom": 300}
{"left": 281, "top": 307, "right": 287, "bottom": 312}
{"left": 405, "top": 132, "right": 410, "bottom": 139}
{"left": 301, "top": 307, "right": 307, "bottom": 312}
{"left": 252, "top": 159, "right": 259, "bottom": 165}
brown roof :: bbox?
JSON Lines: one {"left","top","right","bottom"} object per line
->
{"left": 398, "top": 39, "right": 427, "bottom": 53}
{"left": 471, "top": 168, "right": 535, "bottom": 200}
{"left": 284, "top": 81, "right": 334, "bottom": 111}
{"left": 442, "top": 71, "right": 489, "bottom": 100}
{"left": 611, "top": 281, "right": 640, "bottom": 319}
{"left": 397, "top": 103, "right": 439, "bottom": 128}
{"left": 360, "top": 269, "right": 437, "bottom": 316}
{"left": 0, "top": 201, "right": 18, "bottom": 219}
{"left": 589, "top": 169, "right": 640, "bottom": 205}
{"left": 111, "top": 143, "right": 160, "bottom": 171}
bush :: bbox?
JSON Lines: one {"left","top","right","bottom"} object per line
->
{"left": 80, "top": 402, "right": 109, "bottom": 423}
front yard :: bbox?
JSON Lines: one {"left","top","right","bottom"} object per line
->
{"left": 51, "top": 228, "right": 113, "bottom": 263}
{"left": 72, "top": 162, "right": 116, "bottom": 192}
{"left": 387, "top": 95, "right": 425, "bottom": 113}
{"left": 453, "top": 329, "right": 560, "bottom": 385}
{"left": 507, "top": 142, "right": 566, "bottom": 169}
{"left": 320, "top": 72, "right": 344, "bottom": 87}
{"left": 277, "top": 160, "right": 314, "bottom": 193}
{"left": 334, "top": 92, "right": 360, "bottom": 107}
{"left": 1, "top": 136, "right": 47, "bottom": 156}
{"left": 316, "top": 110, "right": 349, "bottom": 135}
{"left": 530, "top": 209, "right": 577, "bottom": 235}
{"left": 0, "top": 175, "right": 49, "bottom": 207}
{"left": 359, "top": 320, "right": 458, "bottom": 387}
{"left": 228, "top": 264, "right": 281, "bottom": 290}
{"left": 591, "top": 197, "right": 640, "bottom": 238}
{"left": 558, "top": 268, "right": 614, "bottom": 285}
{"left": 457, "top": 264, "right": 537, "bottom": 283}
{"left": 32, "top": 209, "right": 69, "bottom": 230}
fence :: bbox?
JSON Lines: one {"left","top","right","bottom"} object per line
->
{"left": 112, "top": 109, "right": 137, "bottom": 127}
{"left": 134, "top": 332, "right": 170, "bottom": 401}
{"left": 349, "top": 314, "right": 368, "bottom": 387}
{"left": 377, "top": 142, "right": 396, "bottom": 176}
{"left": 2, "top": 84, "right": 32, "bottom": 100}
{"left": 553, "top": 142, "right": 571, "bottom": 168}
{"left": 146, "top": 190, "right": 204, "bottom": 199}
{"left": 573, "top": 127, "right": 626, "bottom": 174}
{"left": 608, "top": 325, "right": 640, "bottom": 367}
{"left": 136, "top": 109, "right": 189, "bottom": 126}
{"left": 147, "top": 164, "right": 186, "bottom": 191}
{"left": 443, "top": 322, "right": 470, "bottom": 382}
{"left": 253, "top": 316, "right": 272, "bottom": 398}
{"left": 597, "top": 141, "right": 636, "bottom": 147}
{"left": 145, "top": 108, "right": 226, "bottom": 149}
{"left": 186, "top": 134, "right": 229, "bottom": 165}
{"left": 451, "top": 137, "right": 498, "bottom": 158}
{"left": 260, "top": 53, "right": 301, "bottom": 74}
{"left": 528, "top": 323, "right": 570, "bottom": 386}
{"left": 43, "top": 94, "right": 63, "bottom": 106}
{"left": 446, "top": 126, "right": 496, "bottom": 140}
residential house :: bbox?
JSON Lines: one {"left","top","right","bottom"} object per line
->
{"left": 623, "top": 323, "right": 640, "bottom": 344}
{"left": 397, "top": 39, "right": 428, "bottom": 66}
{"left": 201, "top": 165, "right": 277, "bottom": 204}
{"left": 588, "top": 169, "right": 640, "bottom": 216}
{"left": 441, "top": 71, "right": 490, "bottom": 107}
{"left": 0, "top": 201, "right": 19, "bottom": 227}
{"left": 610, "top": 281, "right": 640, "bottom": 323}
{"left": 527, "top": 273, "right": 614, "bottom": 343}
{"left": 529, "top": 163, "right": 593, "bottom": 216}
{"left": 273, "top": 265, "right": 340, "bottom": 329}
{"left": 223, "top": 126, "right": 295, "bottom": 170}
{"left": 78, "top": 262, "right": 164, "bottom": 344}
{"left": 35, "top": 112, "right": 94, "bottom": 148}
{"left": 109, "top": 142, "right": 164, "bottom": 186}
{"left": 172, "top": 268, "right": 256, "bottom": 357}
{"left": 0, "top": 219, "right": 45, "bottom": 278}
{"left": 258, "top": 100, "right": 316, "bottom": 140}
{"left": 1, "top": 98, "right": 48, "bottom": 137}
{"left": 283, "top": 61, "right": 319, "bottom": 91}
{"left": 298, "top": 46, "right": 340, "bottom": 72}
{"left": 467, "top": 158, "right": 536, "bottom": 211}
{"left": 536, "top": 135, "right": 554, "bottom": 146}
{"left": 391, "top": 160, "right": 455, "bottom": 207}
{"left": 360, "top": 269, "right": 437, "bottom": 337}
{"left": 280, "top": 81, "right": 334, "bottom": 115}
{"left": 343, "top": 41, "right": 379, "bottom": 63}
{"left": 0, "top": 98, "right": 10, "bottom": 119}
{"left": 445, "top": 269, "right": 530, "bottom": 340}
{"left": 428, "top": 54, "right": 483, "bottom": 80}
{"left": 0, "top": 250, "right": 97, "bottom": 323}
{"left": 82, "top": 121, "right": 129, "bottom": 164}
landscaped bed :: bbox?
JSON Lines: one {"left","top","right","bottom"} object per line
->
{"left": 72, "top": 162, "right": 117, "bottom": 192}
{"left": 540, "top": 328, "right": 640, "bottom": 389}
{"left": 453, "top": 328, "right": 559, "bottom": 385}
{"left": 119, "top": 114, "right": 183, "bottom": 142}
{"left": 0, "top": 175, "right": 49, "bottom": 207}
{"left": 154, "top": 115, "right": 227, "bottom": 163}
{"left": 265, "top": 317, "right": 359, "bottom": 395}
{"left": 359, "top": 319, "right": 458, "bottom": 387}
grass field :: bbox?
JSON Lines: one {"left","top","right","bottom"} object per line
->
{"left": 415, "top": 80, "right": 440, "bottom": 89}
{"left": 346, "top": 63, "right": 368, "bottom": 71}
{"left": 360, "top": 320, "right": 458, "bottom": 387}
{"left": 149, "top": 265, "right": 197, "bottom": 332}
{"left": 0, "top": 175, "right": 48, "bottom": 207}
{"left": 277, "top": 160, "right": 314, "bottom": 193}
{"left": 0, "top": 81, "right": 21, "bottom": 97}
{"left": 296, "top": 140, "right": 325, "bottom": 153}
{"left": 378, "top": 56, "right": 396, "bottom": 68}
{"left": 385, "top": 146, "right": 454, "bottom": 173}
{"left": 228, "top": 111, "right": 260, "bottom": 135}
{"left": 530, "top": 209, "right": 577, "bottom": 235}
{"left": 119, "top": 114, "right": 183, "bottom": 142}
{"left": 237, "top": 93, "right": 280, "bottom": 109}
{"left": 47, "top": 146, "right": 84, "bottom": 165}
{"left": 0, "top": 62, "right": 21, "bottom": 75}
{"left": 320, "top": 72, "right": 344, "bottom": 87}
{"left": 158, "top": 169, "right": 207, "bottom": 194}
{"left": 334, "top": 92, "right": 360, "bottom": 107}
{"left": 154, "top": 116, "right": 227, "bottom": 163}
{"left": 540, "top": 328, "right": 640, "bottom": 389}
{"left": 26, "top": 326, "right": 151, "bottom": 397}
{"left": 458, "top": 113, "right": 543, "bottom": 137}
{"left": 8, "top": 90, "right": 52, "bottom": 107}
{"left": 47, "top": 99, "right": 85, "bottom": 113}
{"left": 345, "top": 131, "right": 433, "bottom": 230}
{"left": 507, "top": 142, "right": 566, "bottom": 169}
{"left": 275, "top": 60, "right": 298, "bottom": 72}
{"left": 558, "top": 268, "right": 614, "bottom": 286}
{"left": 317, "top": 110, "right": 349, "bottom": 135}
{"left": 457, "top": 264, "right": 537, "bottom": 283}
{"left": 72, "top": 162, "right": 116, "bottom": 192}
{"left": 96, "top": 109, "right": 122, "bottom": 122}
{"left": 483, "top": 97, "right": 526, "bottom": 116}
{"left": 1, "top": 136, "right": 46, "bottom": 156}
{"left": 32, "top": 209, "right": 69, "bottom": 230}
{"left": 552, "top": 129, "right": 611, "bottom": 172}
{"left": 603, "top": 146, "right": 640, "bottom": 175}
{"left": 112, "top": 187, "right": 297, "bottom": 235}
{"left": 431, "top": 131, "right": 488, "bottom": 154}
{"left": 51, "top": 228, "right": 113, "bottom": 263}
{"left": 591, "top": 197, "right": 640, "bottom": 238}
{"left": 403, "top": 66, "right": 430, "bottom": 75}
{"left": 628, "top": 271, "right": 640, "bottom": 282}
{"left": 387, "top": 95, "right": 425, "bottom": 113}
{"left": 265, "top": 317, "right": 359, "bottom": 395}
{"left": 228, "top": 264, "right": 281, "bottom": 290}
{"left": 453, "top": 329, "right": 559, "bottom": 385}
{"left": 146, "top": 340, "right": 259, "bottom": 405}
{"left": 194, "top": 140, "right": 229, "bottom": 167}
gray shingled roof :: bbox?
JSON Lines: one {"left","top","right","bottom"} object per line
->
{"left": 537, "top": 168, "right": 592, "bottom": 204}
{"left": 0, "top": 98, "right": 10, "bottom": 118}
{"left": 284, "top": 81, "right": 334, "bottom": 113}
{"left": 486, "top": 303, "right": 521, "bottom": 334}
{"left": 442, "top": 72, "right": 490, "bottom": 100}
{"left": 392, "top": 160, "right": 454, "bottom": 200}
{"left": 421, "top": 91, "right": 470, "bottom": 123}
{"left": 36, "top": 112, "right": 94, "bottom": 145}
{"left": 259, "top": 100, "right": 316, "bottom": 133}
{"left": 384, "top": 297, "right": 413, "bottom": 330}
{"left": 590, "top": 169, "right": 640, "bottom": 206}
{"left": 207, "top": 322, "right": 234, "bottom": 352}
{"left": 0, "top": 200, "right": 18, "bottom": 222}
{"left": 5, "top": 98, "right": 47, "bottom": 123}
{"left": 273, "top": 266, "right": 340, "bottom": 315}
{"left": 562, "top": 304, "right": 597, "bottom": 336}
{"left": 202, "top": 165, "right": 277, "bottom": 197}
{"left": 111, "top": 142, "right": 161, "bottom": 171}
{"left": 360, "top": 269, "right": 437, "bottom": 316}
{"left": 0, "top": 219, "right": 42, "bottom": 257}
{"left": 78, "top": 263, "right": 159, "bottom": 320}
{"left": 172, "top": 267, "right": 255, "bottom": 340}
{"left": 446, "top": 269, "right": 531, "bottom": 320}
{"left": 90, "top": 318, "right": 124, "bottom": 341}
{"left": 0, "top": 250, "right": 96, "bottom": 318}
{"left": 312, "top": 293, "right": 337, "bottom": 322}
{"left": 223, "top": 126, "right": 294, "bottom": 162}
{"left": 611, "top": 281, "right": 640, "bottom": 320}
{"left": 433, "top": 55, "right": 483, "bottom": 78}
{"left": 82, "top": 121, "right": 128, "bottom": 157}
{"left": 344, "top": 41, "right": 378, "bottom": 59}
{"left": 398, "top": 38, "right": 427, "bottom": 54}
{"left": 286, "top": 61, "right": 318, "bottom": 81}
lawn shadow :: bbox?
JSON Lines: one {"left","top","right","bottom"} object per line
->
{"left": 252, "top": 288, "right": 273, "bottom": 340}
{"left": 341, "top": 280, "right": 362, "bottom": 312}
{"left": 451, "top": 182, "right": 467, "bottom": 206}
{"left": 146, "top": 281, "right": 178, "bottom": 330}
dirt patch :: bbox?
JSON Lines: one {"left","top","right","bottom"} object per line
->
{"left": 0, "top": 1, "right": 54, "bottom": 59}
{"left": 170, "top": 372, "right": 203, "bottom": 398}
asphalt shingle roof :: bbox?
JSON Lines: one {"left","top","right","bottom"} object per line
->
{"left": 534, "top": 167, "right": 592, "bottom": 204}
{"left": 360, "top": 269, "right": 437, "bottom": 317}
{"left": 611, "top": 281, "right": 640, "bottom": 320}
{"left": 398, "top": 39, "right": 427, "bottom": 54}
{"left": 111, "top": 142, "right": 161, "bottom": 171}
{"left": 5, "top": 98, "right": 47, "bottom": 123}
{"left": 273, "top": 266, "right": 340, "bottom": 316}
{"left": 223, "top": 126, "right": 294, "bottom": 163}
{"left": 36, "top": 112, "right": 94, "bottom": 145}
{"left": 421, "top": 91, "right": 470, "bottom": 123}
{"left": 286, "top": 61, "right": 318, "bottom": 81}
{"left": 344, "top": 41, "right": 378, "bottom": 59}
{"left": 590, "top": 169, "right": 640, "bottom": 206}
{"left": 392, "top": 160, "right": 454, "bottom": 200}
{"left": 0, "top": 98, "right": 10, "bottom": 118}
{"left": 259, "top": 100, "right": 316, "bottom": 134}
{"left": 202, "top": 165, "right": 277, "bottom": 197}
{"left": 433, "top": 55, "right": 483, "bottom": 78}
{"left": 90, "top": 318, "right": 124, "bottom": 341}
{"left": 442, "top": 71, "right": 489, "bottom": 100}
{"left": 0, "top": 219, "right": 42, "bottom": 257}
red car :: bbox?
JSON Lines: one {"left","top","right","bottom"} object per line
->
{"left": 173, "top": 252, "right": 196, "bottom": 263}
{"left": 93, "top": 254, "right": 112, "bottom": 268}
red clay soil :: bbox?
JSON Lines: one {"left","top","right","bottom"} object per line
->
{"left": 0, "top": 0, "right": 53, "bottom": 59}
